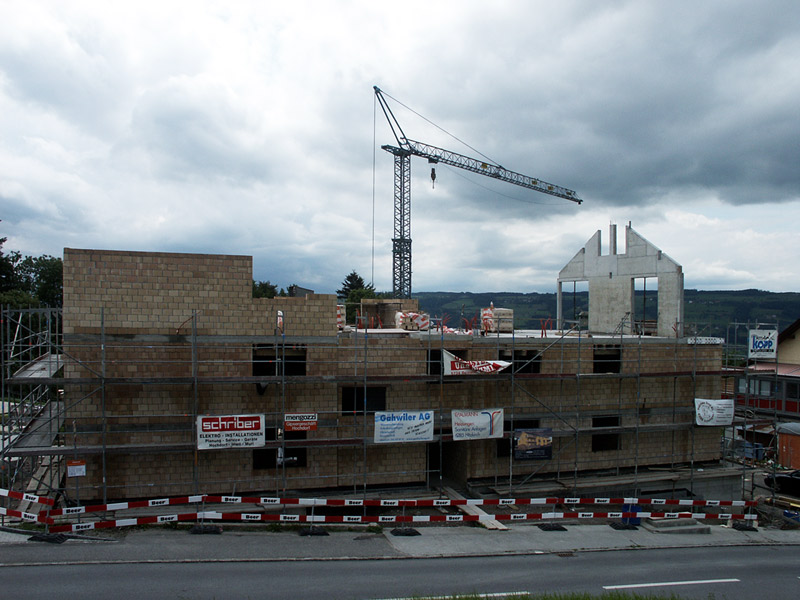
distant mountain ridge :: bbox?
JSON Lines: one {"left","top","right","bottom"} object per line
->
{"left": 413, "top": 289, "right": 800, "bottom": 339}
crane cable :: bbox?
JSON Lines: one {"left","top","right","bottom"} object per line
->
{"left": 378, "top": 88, "right": 503, "bottom": 169}
{"left": 444, "top": 164, "right": 570, "bottom": 206}
{"left": 371, "top": 91, "right": 377, "bottom": 288}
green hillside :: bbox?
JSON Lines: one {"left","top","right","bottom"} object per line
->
{"left": 414, "top": 289, "right": 800, "bottom": 339}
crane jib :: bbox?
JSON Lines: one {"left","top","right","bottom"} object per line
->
{"left": 404, "top": 140, "right": 582, "bottom": 204}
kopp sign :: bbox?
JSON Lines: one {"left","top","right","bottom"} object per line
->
{"left": 748, "top": 330, "right": 777, "bottom": 359}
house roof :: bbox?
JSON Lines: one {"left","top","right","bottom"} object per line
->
{"left": 777, "top": 422, "right": 800, "bottom": 436}
{"left": 748, "top": 362, "right": 800, "bottom": 377}
{"left": 779, "top": 317, "right": 800, "bottom": 345}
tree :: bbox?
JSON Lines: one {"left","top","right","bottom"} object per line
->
{"left": 253, "top": 280, "right": 278, "bottom": 299}
{"left": 19, "top": 254, "right": 63, "bottom": 306}
{"left": 337, "top": 271, "right": 376, "bottom": 323}
{"left": 0, "top": 237, "right": 22, "bottom": 293}
{"left": 0, "top": 239, "right": 62, "bottom": 307}
{"left": 337, "top": 270, "right": 374, "bottom": 301}
{"left": 347, "top": 287, "right": 376, "bottom": 305}
{"left": 0, "top": 288, "right": 37, "bottom": 308}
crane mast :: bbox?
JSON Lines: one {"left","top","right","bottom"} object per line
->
{"left": 374, "top": 86, "right": 582, "bottom": 299}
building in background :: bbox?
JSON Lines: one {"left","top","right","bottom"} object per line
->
{"left": 733, "top": 317, "right": 800, "bottom": 467}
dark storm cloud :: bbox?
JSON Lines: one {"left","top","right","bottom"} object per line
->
{"left": 379, "top": 1, "right": 800, "bottom": 212}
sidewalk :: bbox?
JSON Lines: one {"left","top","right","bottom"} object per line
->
{"left": 1, "top": 522, "right": 798, "bottom": 565}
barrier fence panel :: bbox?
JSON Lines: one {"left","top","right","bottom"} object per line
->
{"left": 47, "top": 510, "right": 758, "bottom": 534}
{"left": 3, "top": 487, "right": 757, "bottom": 534}
{"left": 29, "top": 490, "right": 756, "bottom": 517}
{"left": 0, "top": 487, "right": 55, "bottom": 506}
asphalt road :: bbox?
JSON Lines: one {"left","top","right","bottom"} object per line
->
{"left": 1, "top": 546, "right": 798, "bottom": 600}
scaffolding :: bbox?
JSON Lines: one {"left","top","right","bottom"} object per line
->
{"left": 1, "top": 307, "right": 64, "bottom": 508}
{"left": 719, "top": 320, "right": 787, "bottom": 502}
{"left": 1, "top": 303, "right": 744, "bottom": 512}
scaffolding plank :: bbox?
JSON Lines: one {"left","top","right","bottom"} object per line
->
{"left": 444, "top": 486, "right": 508, "bottom": 530}
{"left": 10, "top": 401, "right": 65, "bottom": 449}
{"left": 12, "top": 353, "right": 63, "bottom": 379}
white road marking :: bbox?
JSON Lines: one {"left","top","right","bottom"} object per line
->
{"left": 604, "top": 578, "right": 740, "bottom": 590}
{"left": 374, "top": 593, "right": 530, "bottom": 600}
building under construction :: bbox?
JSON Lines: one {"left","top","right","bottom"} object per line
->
{"left": 2, "top": 225, "right": 743, "bottom": 505}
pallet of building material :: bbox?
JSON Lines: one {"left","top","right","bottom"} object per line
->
{"left": 394, "top": 311, "right": 430, "bottom": 331}
{"left": 481, "top": 307, "right": 514, "bottom": 333}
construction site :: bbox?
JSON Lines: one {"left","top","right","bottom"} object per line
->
{"left": 1, "top": 224, "right": 757, "bottom": 525}
{"left": 1, "top": 87, "right": 783, "bottom": 526}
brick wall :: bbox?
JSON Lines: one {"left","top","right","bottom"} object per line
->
{"left": 63, "top": 248, "right": 337, "bottom": 337}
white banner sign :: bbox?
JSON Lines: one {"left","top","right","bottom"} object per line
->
{"left": 374, "top": 411, "right": 434, "bottom": 444}
{"left": 66, "top": 460, "right": 86, "bottom": 478}
{"left": 694, "top": 399, "right": 734, "bottom": 426}
{"left": 748, "top": 330, "right": 777, "bottom": 359}
{"left": 197, "top": 414, "right": 266, "bottom": 450}
{"left": 443, "top": 350, "right": 511, "bottom": 376}
{"left": 284, "top": 413, "right": 318, "bottom": 432}
{"left": 451, "top": 409, "right": 504, "bottom": 440}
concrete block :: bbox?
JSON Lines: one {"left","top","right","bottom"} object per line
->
{"left": 642, "top": 517, "right": 711, "bottom": 534}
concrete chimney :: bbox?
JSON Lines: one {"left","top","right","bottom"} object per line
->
{"left": 610, "top": 224, "right": 617, "bottom": 255}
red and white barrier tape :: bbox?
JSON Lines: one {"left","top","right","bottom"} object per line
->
{"left": 202, "top": 495, "right": 756, "bottom": 508}
{"left": 0, "top": 487, "right": 55, "bottom": 506}
{"left": 0, "top": 506, "right": 53, "bottom": 524}
{"left": 206, "top": 511, "right": 757, "bottom": 524}
{"left": 48, "top": 495, "right": 204, "bottom": 516}
{"left": 44, "top": 493, "right": 757, "bottom": 516}
{"left": 48, "top": 510, "right": 758, "bottom": 533}
{"left": 49, "top": 512, "right": 201, "bottom": 533}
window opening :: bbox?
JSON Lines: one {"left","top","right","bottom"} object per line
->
{"left": 341, "top": 386, "right": 387, "bottom": 414}
{"left": 633, "top": 277, "right": 658, "bottom": 335}
{"left": 500, "top": 349, "right": 542, "bottom": 374}
{"left": 591, "top": 415, "right": 620, "bottom": 452}
{"left": 253, "top": 345, "right": 307, "bottom": 393}
{"left": 427, "top": 349, "right": 442, "bottom": 376}
{"left": 252, "top": 428, "right": 307, "bottom": 469}
{"left": 593, "top": 344, "right": 621, "bottom": 374}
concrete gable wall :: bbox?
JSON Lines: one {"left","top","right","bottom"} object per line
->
{"left": 557, "top": 225, "right": 684, "bottom": 337}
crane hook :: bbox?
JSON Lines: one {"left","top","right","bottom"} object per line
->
{"left": 430, "top": 167, "right": 436, "bottom": 189}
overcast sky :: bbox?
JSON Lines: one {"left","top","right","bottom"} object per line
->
{"left": 2, "top": 1, "right": 799, "bottom": 294}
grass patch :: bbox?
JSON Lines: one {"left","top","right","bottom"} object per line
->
{"left": 409, "top": 594, "right": 700, "bottom": 600}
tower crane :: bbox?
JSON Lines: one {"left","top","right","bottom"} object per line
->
{"left": 374, "top": 86, "right": 583, "bottom": 299}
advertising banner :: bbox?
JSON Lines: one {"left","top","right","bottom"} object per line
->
{"left": 513, "top": 428, "right": 553, "bottom": 460}
{"left": 694, "top": 399, "right": 734, "bottom": 426}
{"left": 284, "top": 413, "right": 318, "bottom": 432}
{"left": 374, "top": 411, "right": 434, "bottom": 444}
{"left": 748, "top": 329, "right": 777, "bottom": 359}
{"left": 443, "top": 350, "right": 511, "bottom": 376}
{"left": 451, "top": 409, "right": 504, "bottom": 440}
{"left": 197, "top": 414, "right": 266, "bottom": 450}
